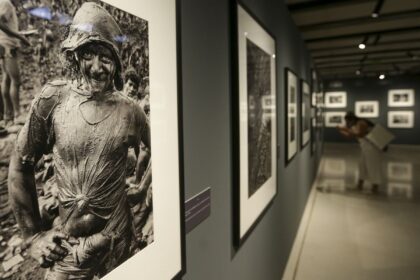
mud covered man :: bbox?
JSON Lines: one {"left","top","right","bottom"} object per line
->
{"left": 8, "top": 3, "right": 150, "bottom": 279}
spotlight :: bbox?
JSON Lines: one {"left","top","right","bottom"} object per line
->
{"left": 358, "top": 43, "right": 366, "bottom": 50}
{"left": 379, "top": 74, "right": 385, "bottom": 80}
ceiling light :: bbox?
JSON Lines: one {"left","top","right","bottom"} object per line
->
{"left": 358, "top": 43, "right": 366, "bottom": 50}
{"left": 356, "top": 70, "right": 361, "bottom": 75}
{"left": 371, "top": 12, "right": 379, "bottom": 18}
{"left": 379, "top": 74, "right": 385, "bottom": 80}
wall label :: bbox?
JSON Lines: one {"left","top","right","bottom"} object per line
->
{"left": 185, "top": 187, "right": 211, "bottom": 234}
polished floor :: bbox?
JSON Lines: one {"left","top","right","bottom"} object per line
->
{"left": 294, "top": 143, "right": 420, "bottom": 280}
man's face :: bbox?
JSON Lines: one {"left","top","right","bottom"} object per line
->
{"left": 124, "top": 79, "right": 139, "bottom": 98}
{"left": 78, "top": 43, "right": 116, "bottom": 94}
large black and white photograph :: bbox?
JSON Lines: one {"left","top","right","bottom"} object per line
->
{"left": 300, "top": 80, "right": 310, "bottom": 148}
{"left": 388, "top": 111, "right": 414, "bottom": 128}
{"left": 234, "top": 3, "right": 277, "bottom": 247}
{"left": 247, "top": 39, "right": 272, "bottom": 197}
{"left": 388, "top": 89, "right": 415, "bottom": 107}
{"left": 325, "top": 112, "right": 346, "bottom": 127}
{"left": 325, "top": 91, "right": 347, "bottom": 108}
{"left": 286, "top": 68, "right": 298, "bottom": 163}
{"left": 355, "top": 101, "right": 379, "bottom": 118}
{"left": 0, "top": 0, "right": 184, "bottom": 279}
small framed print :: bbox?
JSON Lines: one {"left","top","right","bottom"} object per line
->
{"left": 388, "top": 89, "right": 415, "bottom": 107}
{"left": 301, "top": 80, "right": 311, "bottom": 148}
{"left": 355, "top": 101, "right": 379, "bottom": 118}
{"left": 387, "top": 162, "right": 412, "bottom": 181}
{"left": 285, "top": 68, "right": 299, "bottom": 164}
{"left": 232, "top": 2, "right": 277, "bottom": 248}
{"left": 388, "top": 111, "right": 414, "bottom": 128}
{"left": 325, "top": 91, "right": 347, "bottom": 108}
{"left": 325, "top": 112, "right": 346, "bottom": 127}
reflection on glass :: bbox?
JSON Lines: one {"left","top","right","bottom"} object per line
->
{"left": 387, "top": 182, "right": 413, "bottom": 199}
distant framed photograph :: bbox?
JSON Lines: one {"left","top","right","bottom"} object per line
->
{"left": 285, "top": 68, "right": 299, "bottom": 164}
{"left": 301, "top": 80, "right": 311, "bottom": 148}
{"left": 388, "top": 89, "right": 415, "bottom": 107}
{"left": 311, "top": 68, "right": 318, "bottom": 107}
{"left": 388, "top": 111, "right": 414, "bottom": 128}
{"left": 232, "top": 3, "right": 277, "bottom": 247}
{"left": 387, "top": 162, "right": 412, "bottom": 181}
{"left": 355, "top": 101, "right": 379, "bottom": 118}
{"left": 325, "top": 112, "right": 346, "bottom": 127}
{"left": 325, "top": 91, "right": 347, "bottom": 108}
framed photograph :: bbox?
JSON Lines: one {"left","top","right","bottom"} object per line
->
{"left": 311, "top": 68, "right": 318, "bottom": 107}
{"left": 388, "top": 89, "right": 415, "bottom": 107}
{"left": 285, "top": 68, "right": 299, "bottom": 164}
{"left": 301, "top": 80, "right": 311, "bottom": 148}
{"left": 325, "top": 91, "right": 347, "bottom": 108}
{"left": 388, "top": 111, "right": 414, "bottom": 128}
{"left": 387, "top": 162, "right": 412, "bottom": 181}
{"left": 232, "top": 3, "right": 277, "bottom": 247}
{"left": 2, "top": 0, "right": 185, "bottom": 279}
{"left": 355, "top": 101, "right": 379, "bottom": 118}
{"left": 325, "top": 112, "right": 346, "bottom": 127}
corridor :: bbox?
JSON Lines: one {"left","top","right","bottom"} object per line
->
{"left": 293, "top": 143, "right": 420, "bottom": 280}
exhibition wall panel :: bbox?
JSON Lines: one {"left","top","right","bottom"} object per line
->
{"left": 181, "top": 0, "right": 320, "bottom": 279}
{"left": 324, "top": 77, "right": 420, "bottom": 145}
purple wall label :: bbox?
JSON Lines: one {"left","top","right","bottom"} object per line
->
{"left": 185, "top": 187, "right": 211, "bottom": 234}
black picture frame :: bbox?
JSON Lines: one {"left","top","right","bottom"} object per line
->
{"left": 285, "top": 68, "right": 299, "bottom": 165}
{"left": 300, "top": 79, "right": 311, "bottom": 149}
{"left": 231, "top": 0, "right": 278, "bottom": 249}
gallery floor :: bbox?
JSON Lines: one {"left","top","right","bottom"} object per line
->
{"left": 286, "top": 143, "right": 420, "bottom": 280}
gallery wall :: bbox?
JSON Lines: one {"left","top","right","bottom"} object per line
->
{"left": 324, "top": 76, "right": 420, "bottom": 145}
{"left": 180, "top": 0, "right": 321, "bottom": 279}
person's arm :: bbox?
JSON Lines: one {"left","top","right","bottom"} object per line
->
{"left": 337, "top": 126, "right": 354, "bottom": 139}
{"left": 0, "top": 15, "right": 30, "bottom": 46}
{"left": 8, "top": 87, "right": 69, "bottom": 267}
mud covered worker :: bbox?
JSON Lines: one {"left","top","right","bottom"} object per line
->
{"left": 8, "top": 3, "right": 150, "bottom": 279}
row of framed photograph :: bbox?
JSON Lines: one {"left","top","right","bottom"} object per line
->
{"left": 324, "top": 89, "right": 416, "bottom": 109}
{"left": 324, "top": 111, "right": 415, "bottom": 128}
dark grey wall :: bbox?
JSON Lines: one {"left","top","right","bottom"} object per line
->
{"left": 324, "top": 76, "right": 420, "bottom": 145}
{"left": 181, "top": 0, "right": 320, "bottom": 279}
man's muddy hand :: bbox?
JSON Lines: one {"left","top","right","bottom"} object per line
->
{"left": 29, "top": 230, "right": 70, "bottom": 268}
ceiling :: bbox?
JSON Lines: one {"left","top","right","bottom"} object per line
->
{"left": 286, "top": 0, "right": 420, "bottom": 79}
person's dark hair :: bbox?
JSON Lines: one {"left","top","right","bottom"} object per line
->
{"left": 124, "top": 68, "right": 140, "bottom": 88}
{"left": 344, "top": 111, "right": 358, "bottom": 128}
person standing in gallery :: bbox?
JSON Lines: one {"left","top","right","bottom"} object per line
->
{"left": 8, "top": 3, "right": 151, "bottom": 279}
{"left": 0, "top": 0, "right": 30, "bottom": 126}
{"left": 337, "top": 111, "right": 383, "bottom": 192}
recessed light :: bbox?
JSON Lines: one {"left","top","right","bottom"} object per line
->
{"left": 356, "top": 70, "right": 361, "bottom": 75}
{"left": 379, "top": 74, "right": 385, "bottom": 80}
{"left": 358, "top": 43, "right": 366, "bottom": 50}
{"left": 371, "top": 12, "right": 379, "bottom": 18}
